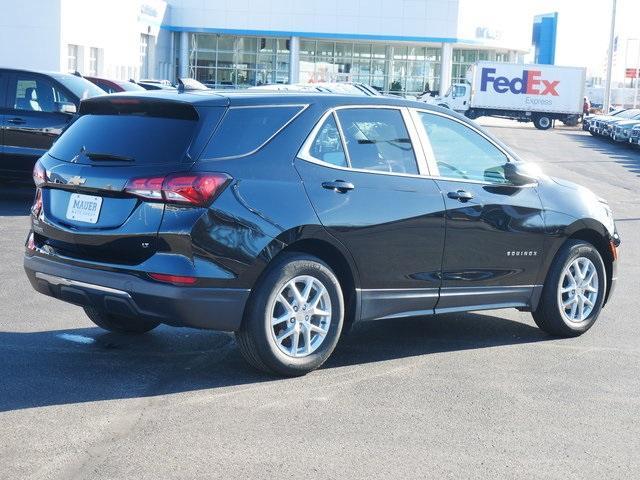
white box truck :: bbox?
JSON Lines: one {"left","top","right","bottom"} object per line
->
{"left": 423, "top": 61, "right": 586, "bottom": 130}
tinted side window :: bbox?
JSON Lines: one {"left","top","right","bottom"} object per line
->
{"left": 202, "top": 106, "right": 303, "bottom": 159}
{"left": 336, "top": 108, "right": 418, "bottom": 174}
{"left": 12, "top": 75, "right": 71, "bottom": 113}
{"left": 308, "top": 114, "right": 347, "bottom": 167}
{"left": 419, "top": 112, "right": 509, "bottom": 184}
{"left": 94, "top": 80, "right": 117, "bottom": 94}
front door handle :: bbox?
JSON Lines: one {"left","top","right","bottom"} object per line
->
{"left": 322, "top": 180, "right": 355, "bottom": 193}
{"left": 7, "top": 117, "right": 26, "bottom": 125}
{"left": 447, "top": 189, "right": 474, "bottom": 201}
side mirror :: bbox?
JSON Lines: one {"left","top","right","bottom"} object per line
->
{"left": 58, "top": 102, "right": 77, "bottom": 114}
{"left": 504, "top": 162, "right": 539, "bottom": 186}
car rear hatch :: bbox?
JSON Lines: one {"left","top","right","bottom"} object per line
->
{"left": 33, "top": 96, "right": 224, "bottom": 265}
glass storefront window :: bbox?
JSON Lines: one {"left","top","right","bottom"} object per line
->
{"left": 188, "top": 33, "right": 446, "bottom": 94}
{"left": 277, "top": 39, "right": 290, "bottom": 53}
{"left": 354, "top": 44, "right": 371, "bottom": 58}
{"left": 259, "top": 37, "right": 275, "bottom": 53}
{"left": 237, "top": 37, "right": 257, "bottom": 52}
{"left": 336, "top": 42, "right": 353, "bottom": 58}
{"left": 393, "top": 46, "right": 408, "bottom": 60}
{"left": 372, "top": 44, "right": 386, "bottom": 59}
{"left": 298, "top": 39, "right": 441, "bottom": 95}
{"left": 300, "top": 40, "right": 316, "bottom": 56}
{"left": 317, "top": 42, "right": 334, "bottom": 57}
{"left": 189, "top": 33, "right": 290, "bottom": 87}
{"left": 217, "top": 36, "right": 235, "bottom": 52}
{"left": 451, "top": 48, "right": 509, "bottom": 84}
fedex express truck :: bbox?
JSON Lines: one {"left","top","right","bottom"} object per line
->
{"left": 425, "top": 61, "right": 586, "bottom": 130}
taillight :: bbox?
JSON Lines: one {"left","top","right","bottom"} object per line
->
{"left": 33, "top": 161, "right": 47, "bottom": 187}
{"left": 26, "top": 232, "right": 36, "bottom": 252}
{"left": 124, "top": 173, "right": 230, "bottom": 206}
{"left": 31, "top": 188, "right": 43, "bottom": 216}
{"left": 124, "top": 177, "right": 164, "bottom": 200}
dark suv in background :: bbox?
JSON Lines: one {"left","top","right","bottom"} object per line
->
{"left": 24, "top": 90, "right": 620, "bottom": 376}
{"left": 0, "top": 68, "right": 104, "bottom": 181}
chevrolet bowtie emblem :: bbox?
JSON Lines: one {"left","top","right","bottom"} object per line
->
{"left": 67, "top": 175, "right": 86, "bottom": 186}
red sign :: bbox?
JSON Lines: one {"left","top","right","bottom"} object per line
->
{"left": 626, "top": 68, "right": 639, "bottom": 78}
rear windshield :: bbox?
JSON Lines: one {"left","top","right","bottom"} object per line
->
{"left": 48, "top": 115, "right": 199, "bottom": 165}
{"left": 51, "top": 73, "right": 106, "bottom": 100}
{"left": 117, "top": 81, "right": 146, "bottom": 92}
{"left": 201, "top": 106, "right": 304, "bottom": 159}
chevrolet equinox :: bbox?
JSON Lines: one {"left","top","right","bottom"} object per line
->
{"left": 24, "top": 90, "right": 620, "bottom": 375}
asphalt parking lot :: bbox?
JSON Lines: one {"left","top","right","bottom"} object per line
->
{"left": 1, "top": 120, "right": 639, "bottom": 479}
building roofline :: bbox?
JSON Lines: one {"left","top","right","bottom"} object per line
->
{"left": 161, "top": 25, "right": 487, "bottom": 46}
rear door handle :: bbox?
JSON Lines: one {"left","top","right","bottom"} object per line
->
{"left": 447, "top": 190, "right": 474, "bottom": 201}
{"left": 7, "top": 117, "right": 26, "bottom": 125}
{"left": 322, "top": 180, "right": 355, "bottom": 193}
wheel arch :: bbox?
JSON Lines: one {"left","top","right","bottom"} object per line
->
{"left": 566, "top": 228, "right": 614, "bottom": 304}
{"left": 253, "top": 230, "right": 362, "bottom": 330}
{"left": 282, "top": 238, "right": 360, "bottom": 330}
{"left": 542, "top": 223, "right": 615, "bottom": 306}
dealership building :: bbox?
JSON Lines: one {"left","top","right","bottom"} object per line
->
{"left": 0, "top": 0, "right": 533, "bottom": 96}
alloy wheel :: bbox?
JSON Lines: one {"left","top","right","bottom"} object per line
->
{"left": 269, "top": 275, "right": 332, "bottom": 358}
{"left": 557, "top": 256, "right": 599, "bottom": 323}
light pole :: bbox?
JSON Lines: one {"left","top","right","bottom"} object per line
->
{"left": 603, "top": 0, "right": 617, "bottom": 112}
{"left": 634, "top": 39, "right": 640, "bottom": 108}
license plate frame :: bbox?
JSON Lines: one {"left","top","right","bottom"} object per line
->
{"left": 65, "top": 193, "right": 103, "bottom": 224}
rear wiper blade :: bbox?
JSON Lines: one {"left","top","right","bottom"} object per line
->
{"left": 85, "top": 152, "right": 134, "bottom": 162}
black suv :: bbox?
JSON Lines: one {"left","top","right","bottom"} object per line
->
{"left": 0, "top": 68, "right": 104, "bottom": 181}
{"left": 24, "top": 91, "right": 620, "bottom": 376}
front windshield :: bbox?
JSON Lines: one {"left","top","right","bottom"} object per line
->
{"left": 52, "top": 74, "right": 105, "bottom": 100}
{"left": 619, "top": 109, "right": 640, "bottom": 119}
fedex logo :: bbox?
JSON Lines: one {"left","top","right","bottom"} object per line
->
{"left": 480, "top": 68, "right": 560, "bottom": 96}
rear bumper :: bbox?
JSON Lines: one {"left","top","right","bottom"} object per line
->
{"left": 24, "top": 254, "right": 249, "bottom": 331}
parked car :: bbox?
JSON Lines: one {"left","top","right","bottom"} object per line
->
{"left": 136, "top": 79, "right": 176, "bottom": 90}
{"left": 600, "top": 110, "right": 640, "bottom": 138}
{"left": 0, "top": 68, "right": 104, "bottom": 181}
{"left": 628, "top": 124, "right": 640, "bottom": 146}
{"left": 85, "top": 76, "right": 146, "bottom": 94}
{"left": 610, "top": 118, "right": 640, "bottom": 142}
{"left": 24, "top": 91, "right": 620, "bottom": 376}
{"left": 250, "top": 82, "right": 382, "bottom": 96}
{"left": 582, "top": 108, "right": 626, "bottom": 131}
{"left": 591, "top": 109, "right": 640, "bottom": 136}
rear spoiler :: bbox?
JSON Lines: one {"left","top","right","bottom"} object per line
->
{"left": 79, "top": 96, "right": 200, "bottom": 120}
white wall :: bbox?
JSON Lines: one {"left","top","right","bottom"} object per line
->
{"left": 0, "top": 0, "right": 62, "bottom": 70}
{"left": 166, "top": 0, "right": 461, "bottom": 40}
{"left": 165, "top": 0, "right": 530, "bottom": 53}
{"left": 456, "top": 0, "right": 532, "bottom": 52}
{"left": 59, "top": 0, "right": 168, "bottom": 80}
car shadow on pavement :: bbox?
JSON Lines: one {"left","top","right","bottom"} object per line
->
{"left": 0, "top": 183, "right": 34, "bottom": 216}
{"left": 0, "top": 312, "right": 548, "bottom": 412}
{"left": 558, "top": 131, "right": 640, "bottom": 176}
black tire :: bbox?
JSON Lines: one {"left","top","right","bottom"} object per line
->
{"left": 532, "top": 240, "right": 606, "bottom": 337}
{"left": 83, "top": 306, "right": 160, "bottom": 334}
{"left": 533, "top": 114, "right": 553, "bottom": 130}
{"left": 235, "top": 253, "right": 344, "bottom": 376}
{"left": 464, "top": 109, "right": 479, "bottom": 120}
